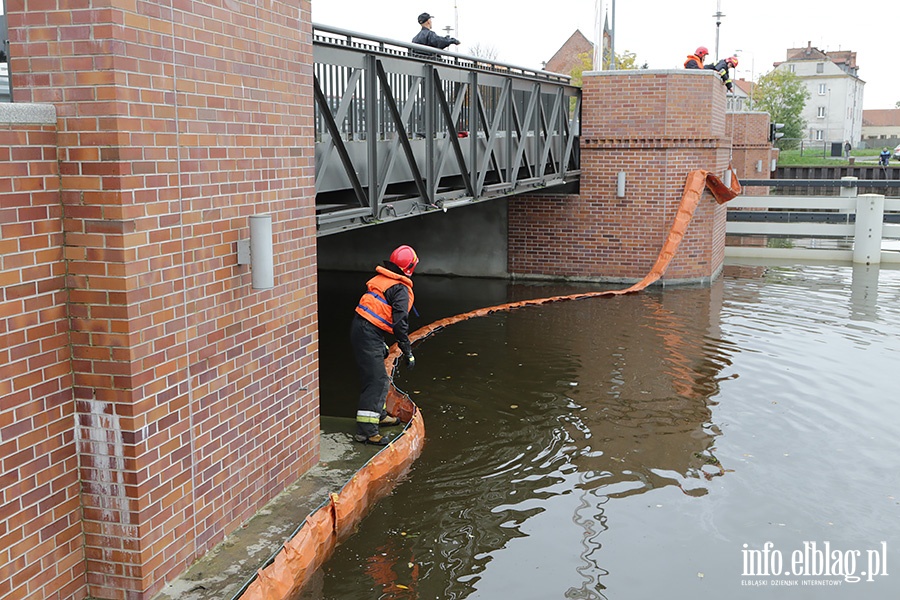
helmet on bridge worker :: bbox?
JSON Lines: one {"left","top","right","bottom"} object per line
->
{"left": 695, "top": 46, "right": 709, "bottom": 59}
{"left": 726, "top": 56, "right": 739, "bottom": 68}
{"left": 390, "top": 245, "right": 419, "bottom": 276}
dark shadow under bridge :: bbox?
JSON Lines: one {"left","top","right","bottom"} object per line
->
{"left": 314, "top": 24, "right": 582, "bottom": 236}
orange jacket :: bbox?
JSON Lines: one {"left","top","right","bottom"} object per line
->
{"left": 684, "top": 54, "right": 705, "bottom": 69}
{"left": 355, "top": 266, "right": 415, "bottom": 334}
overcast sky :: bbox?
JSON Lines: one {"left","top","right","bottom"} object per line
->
{"left": 312, "top": 0, "right": 898, "bottom": 110}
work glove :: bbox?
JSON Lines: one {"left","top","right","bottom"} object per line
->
{"left": 403, "top": 353, "right": 416, "bottom": 370}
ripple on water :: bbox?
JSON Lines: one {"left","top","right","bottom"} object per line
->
{"left": 310, "top": 265, "right": 900, "bottom": 600}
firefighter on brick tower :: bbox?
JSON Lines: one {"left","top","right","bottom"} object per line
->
{"left": 684, "top": 46, "right": 709, "bottom": 69}
{"left": 350, "top": 245, "right": 419, "bottom": 446}
{"left": 709, "top": 56, "right": 738, "bottom": 92}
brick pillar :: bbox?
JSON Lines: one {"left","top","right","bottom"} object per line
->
{"left": 0, "top": 106, "right": 88, "bottom": 600}
{"left": 727, "top": 111, "right": 774, "bottom": 195}
{"left": 7, "top": 2, "right": 318, "bottom": 599}
{"left": 510, "top": 69, "right": 730, "bottom": 284}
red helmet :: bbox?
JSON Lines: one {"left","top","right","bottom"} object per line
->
{"left": 695, "top": 46, "right": 709, "bottom": 58}
{"left": 726, "top": 56, "right": 739, "bottom": 68}
{"left": 389, "top": 245, "right": 419, "bottom": 276}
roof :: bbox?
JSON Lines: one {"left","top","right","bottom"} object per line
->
{"left": 544, "top": 29, "right": 593, "bottom": 75}
{"left": 733, "top": 78, "right": 754, "bottom": 97}
{"left": 775, "top": 41, "right": 858, "bottom": 73}
{"left": 862, "top": 109, "right": 900, "bottom": 127}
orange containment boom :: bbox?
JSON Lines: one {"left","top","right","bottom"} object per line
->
{"left": 238, "top": 168, "right": 739, "bottom": 599}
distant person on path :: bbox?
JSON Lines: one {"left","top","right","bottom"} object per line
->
{"left": 880, "top": 147, "right": 891, "bottom": 167}
{"left": 844, "top": 141, "right": 852, "bottom": 158}
{"left": 412, "top": 12, "right": 459, "bottom": 52}
{"left": 350, "top": 245, "right": 419, "bottom": 446}
{"left": 708, "top": 56, "right": 738, "bottom": 92}
{"left": 683, "top": 46, "right": 709, "bottom": 69}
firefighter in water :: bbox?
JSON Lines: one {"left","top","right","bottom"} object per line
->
{"left": 684, "top": 46, "right": 709, "bottom": 69}
{"left": 351, "top": 245, "right": 419, "bottom": 446}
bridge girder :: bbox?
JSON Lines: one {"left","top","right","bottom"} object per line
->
{"left": 313, "top": 24, "right": 582, "bottom": 236}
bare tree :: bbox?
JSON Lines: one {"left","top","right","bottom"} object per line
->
{"left": 467, "top": 43, "right": 499, "bottom": 61}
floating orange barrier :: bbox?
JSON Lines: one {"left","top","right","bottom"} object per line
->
{"left": 239, "top": 168, "right": 739, "bottom": 599}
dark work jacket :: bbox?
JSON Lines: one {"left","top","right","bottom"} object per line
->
{"left": 707, "top": 59, "right": 734, "bottom": 92}
{"left": 412, "top": 27, "right": 455, "bottom": 50}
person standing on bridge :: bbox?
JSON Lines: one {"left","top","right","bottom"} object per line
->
{"left": 350, "top": 245, "right": 419, "bottom": 446}
{"left": 412, "top": 12, "right": 459, "bottom": 52}
{"left": 683, "top": 46, "right": 709, "bottom": 69}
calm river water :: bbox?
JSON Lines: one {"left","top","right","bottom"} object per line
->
{"left": 309, "top": 261, "right": 900, "bottom": 599}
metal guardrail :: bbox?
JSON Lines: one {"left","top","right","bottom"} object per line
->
{"left": 725, "top": 193, "right": 900, "bottom": 264}
{"left": 742, "top": 179, "right": 900, "bottom": 189}
{"left": 313, "top": 24, "right": 581, "bottom": 235}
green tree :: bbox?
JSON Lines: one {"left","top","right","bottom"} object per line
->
{"left": 569, "top": 50, "right": 647, "bottom": 87}
{"left": 753, "top": 69, "right": 809, "bottom": 149}
{"left": 569, "top": 52, "right": 594, "bottom": 87}
{"left": 611, "top": 50, "right": 648, "bottom": 71}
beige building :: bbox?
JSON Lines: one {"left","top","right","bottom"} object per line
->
{"left": 773, "top": 42, "right": 864, "bottom": 147}
{"left": 728, "top": 78, "right": 755, "bottom": 112}
{"left": 861, "top": 109, "right": 900, "bottom": 148}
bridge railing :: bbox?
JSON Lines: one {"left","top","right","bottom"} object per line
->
{"left": 313, "top": 24, "right": 581, "bottom": 235}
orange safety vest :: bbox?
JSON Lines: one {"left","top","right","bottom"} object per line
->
{"left": 355, "top": 266, "right": 415, "bottom": 334}
{"left": 684, "top": 54, "right": 704, "bottom": 69}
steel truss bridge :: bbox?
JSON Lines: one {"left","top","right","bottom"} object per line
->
{"left": 313, "top": 25, "right": 582, "bottom": 235}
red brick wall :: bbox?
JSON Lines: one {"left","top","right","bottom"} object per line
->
{"left": 1, "top": 114, "right": 89, "bottom": 600}
{"left": 5, "top": 2, "right": 318, "bottom": 599}
{"left": 727, "top": 111, "right": 773, "bottom": 195}
{"left": 510, "top": 70, "right": 729, "bottom": 283}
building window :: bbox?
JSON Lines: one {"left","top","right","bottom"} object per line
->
{"left": 814, "top": 130, "right": 824, "bottom": 141}
{"left": 816, "top": 63, "right": 824, "bottom": 73}
{"left": 818, "top": 83, "right": 827, "bottom": 95}
{"left": 789, "top": 64, "right": 795, "bottom": 73}
{"left": 817, "top": 106, "right": 826, "bottom": 118}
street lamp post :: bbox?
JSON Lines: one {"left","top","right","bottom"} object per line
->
{"left": 609, "top": 0, "right": 616, "bottom": 70}
{"left": 735, "top": 49, "right": 755, "bottom": 109}
{"left": 713, "top": 0, "right": 725, "bottom": 62}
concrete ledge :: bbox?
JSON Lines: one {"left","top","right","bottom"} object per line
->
{"left": 583, "top": 68, "right": 719, "bottom": 78}
{"left": 725, "top": 247, "right": 900, "bottom": 264}
{"left": 153, "top": 419, "right": 372, "bottom": 600}
{"left": 0, "top": 103, "right": 57, "bottom": 124}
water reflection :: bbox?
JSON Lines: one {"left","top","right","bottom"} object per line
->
{"left": 310, "top": 264, "right": 900, "bottom": 600}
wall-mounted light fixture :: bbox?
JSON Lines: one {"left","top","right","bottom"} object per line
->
{"left": 756, "top": 159, "right": 763, "bottom": 172}
{"left": 237, "top": 214, "right": 275, "bottom": 290}
{"left": 616, "top": 171, "right": 626, "bottom": 198}
{"left": 724, "top": 168, "right": 732, "bottom": 188}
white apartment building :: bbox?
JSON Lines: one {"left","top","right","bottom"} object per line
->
{"left": 773, "top": 42, "right": 865, "bottom": 148}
